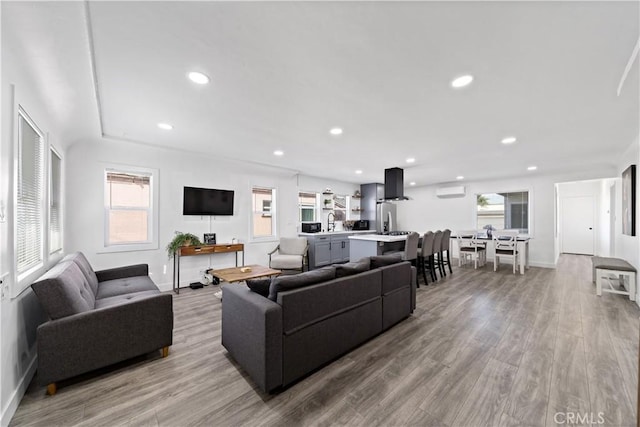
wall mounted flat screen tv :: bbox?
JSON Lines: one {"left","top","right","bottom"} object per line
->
{"left": 183, "top": 186, "right": 234, "bottom": 216}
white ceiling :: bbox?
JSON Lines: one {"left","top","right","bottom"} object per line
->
{"left": 4, "top": 1, "right": 639, "bottom": 186}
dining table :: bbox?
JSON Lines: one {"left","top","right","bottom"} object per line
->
{"left": 451, "top": 234, "right": 531, "bottom": 274}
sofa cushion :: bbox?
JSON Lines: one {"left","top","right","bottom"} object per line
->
{"left": 96, "top": 276, "right": 159, "bottom": 300}
{"left": 279, "top": 269, "right": 382, "bottom": 335}
{"left": 62, "top": 252, "right": 99, "bottom": 296}
{"left": 380, "top": 262, "right": 411, "bottom": 295}
{"left": 31, "top": 261, "right": 95, "bottom": 320}
{"left": 246, "top": 278, "right": 272, "bottom": 297}
{"left": 334, "top": 258, "right": 371, "bottom": 278}
{"left": 268, "top": 267, "right": 336, "bottom": 301}
{"left": 370, "top": 254, "right": 403, "bottom": 269}
{"left": 270, "top": 254, "right": 304, "bottom": 270}
{"left": 94, "top": 290, "right": 161, "bottom": 309}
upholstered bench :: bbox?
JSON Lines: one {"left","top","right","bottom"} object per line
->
{"left": 592, "top": 256, "right": 637, "bottom": 301}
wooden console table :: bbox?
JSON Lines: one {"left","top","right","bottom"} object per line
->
{"left": 172, "top": 243, "right": 244, "bottom": 294}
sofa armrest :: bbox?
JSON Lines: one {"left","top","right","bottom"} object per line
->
{"left": 222, "top": 285, "right": 283, "bottom": 393}
{"left": 36, "top": 292, "right": 173, "bottom": 385}
{"left": 95, "top": 264, "right": 149, "bottom": 282}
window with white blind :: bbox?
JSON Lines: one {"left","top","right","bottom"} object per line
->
{"left": 16, "top": 108, "right": 45, "bottom": 277}
{"left": 251, "top": 186, "right": 276, "bottom": 240}
{"left": 49, "top": 148, "right": 63, "bottom": 254}
{"left": 104, "top": 166, "right": 158, "bottom": 251}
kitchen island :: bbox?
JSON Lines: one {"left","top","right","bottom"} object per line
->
{"left": 298, "top": 230, "right": 375, "bottom": 269}
{"left": 348, "top": 234, "right": 407, "bottom": 261}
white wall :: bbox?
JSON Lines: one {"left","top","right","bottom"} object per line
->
{"left": 1, "top": 19, "right": 68, "bottom": 427}
{"left": 65, "top": 140, "right": 359, "bottom": 290}
{"left": 614, "top": 136, "right": 640, "bottom": 277}
{"left": 397, "top": 168, "right": 617, "bottom": 268}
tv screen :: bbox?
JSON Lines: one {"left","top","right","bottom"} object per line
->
{"left": 183, "top": 187, "right": 234, "bottom": 216}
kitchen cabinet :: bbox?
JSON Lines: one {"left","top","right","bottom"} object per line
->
{"left": 330, "top": 236, "right": 350, "bottom": 263}
{"left": 303, "top": 232, "right": 353, "bottom": 269}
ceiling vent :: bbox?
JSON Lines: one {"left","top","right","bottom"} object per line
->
{"left": 436, "top": 186, "right": 466, "bottom": 198}
{"left": 382, "top": 167, "right": 410, "bottom": 201}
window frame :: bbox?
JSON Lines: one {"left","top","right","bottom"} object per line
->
{"left": 49, "top": 145, "right": 63, "bottom": 255}
{"left": 474, "top": 189, "right": 533, "bottom": 236}
{"left": 101, "top": 164, "right": 159, "bottom": 253}
{"left": 298, "top": 191, "right": 318, "bottom": 223}
{"left": 250, "top": 185, "right": 277, "bottom": 242}
{"left": 14, "top": 106, "right": 46, "bottom": 285}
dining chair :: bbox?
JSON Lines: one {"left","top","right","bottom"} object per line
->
{"left": 492, "top": 230, "right": 519, "bottom": 273}
{"left": 456, "top": 230, "right": 486, "bottom": 269}
{"left": 433, "top": 230, "right": 445, "bottom": 278}
{"left": 419, "top": 231, "right": 437, "bottom": 285}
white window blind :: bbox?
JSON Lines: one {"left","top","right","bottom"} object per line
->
{"left": 105, "top": 170, "right": 152, "bottom": 245}
{"left": 50, "top": 149, "right": 62, "bottom": 253}
{"left": 17, "top": 110, "right": 44, "bottom": 274}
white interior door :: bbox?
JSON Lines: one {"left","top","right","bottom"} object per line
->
{"left": 561, "top": 196, "right": 595, "bottom": 255}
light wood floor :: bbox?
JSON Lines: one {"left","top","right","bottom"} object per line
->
{"left": 10, "top": 255, "right": 640, "bottom": 426}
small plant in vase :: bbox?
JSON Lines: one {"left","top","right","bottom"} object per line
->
{"left": 483, "top": 224, "right": 495, "bottom": 238}
{"left": 166, "top": 232, "right": 202, "bottom": 259}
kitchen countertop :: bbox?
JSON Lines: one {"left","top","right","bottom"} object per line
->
{"left": 298, "top": 230, "right": 375, "bottom": 236}
{"left": 348, "top": 234, "right": 408, "bottom": 242}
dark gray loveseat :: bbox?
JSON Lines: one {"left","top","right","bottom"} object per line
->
{"left": 222, "top": 256, "right": 416, "bottom": 393}
{"left": 31, "top": 252, "right": 173, "bottom": 395}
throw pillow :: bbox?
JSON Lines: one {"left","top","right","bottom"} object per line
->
{"left": 334, "top": 258, "right": 371, "bottom": 278}
{"left": 370, "top": 254, "right": 403, "bottom": 269}
{"left": 246, "top": 278, "right": 271, "bottom": 297}
{"left": 268, "top": 266, "right": 336, "bottom": 301}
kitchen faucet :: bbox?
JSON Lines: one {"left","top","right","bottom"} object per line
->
{"left": 327, "top": 212, "right": 335, "bottom": 232}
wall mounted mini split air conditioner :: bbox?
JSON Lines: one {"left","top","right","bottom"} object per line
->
{"left": 436, "top": 186, "right": 466, "bottom": 198}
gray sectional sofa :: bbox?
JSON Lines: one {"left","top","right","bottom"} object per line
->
{"left": 30, "top": 252, "right": 173, "bottom": 395}
{"left": 221, "top": 255, "right": 416, "bottom": 393}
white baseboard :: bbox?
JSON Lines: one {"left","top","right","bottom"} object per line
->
{"left": 1, "top": 355, "right": 37, "bottom": 427}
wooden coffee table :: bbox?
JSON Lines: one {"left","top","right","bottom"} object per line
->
{"left": 208, "top": 265, "right": 282, "bottom": 299}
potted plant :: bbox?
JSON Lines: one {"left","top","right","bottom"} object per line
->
{"left": 166, "top": 232, "right": 202, "bottom": 259}
{"left": 483, "top": 224, "right": 495, "bottom": 238}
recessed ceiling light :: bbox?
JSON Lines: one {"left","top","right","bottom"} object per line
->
{"left": 329, "top": 128, "right": 343, "bottom": 136}
{"left": 409, "top": 182, "right": 416, "bottom": 186}
{"left": 456, "top": 176, "right": 464, "bottom": 180}
{"left": 157, "top": 123, "right": 173, "bottom": 130}
{"left": 273, "top": 150, "right": 284, "bottom": 156}
{"left": 527, "top": 166, "right": 537, "bottom": 171}
{"left": 188, "top": 71, "right": 210, "bottom": 85}
{"left": 501, "top": 136, "right": 517, "bottom": 144}
{"left": 355, "top": 170, "right": 363, "bottom": 174}
{"left": 451, "top": 75, "right": 474, "bottom": 88}
{"left": 406, "top": 157, "right": 416, "bottom": 163}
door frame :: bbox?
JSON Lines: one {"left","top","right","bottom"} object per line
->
{"left": 560, "top": 195, "right": 596, "bottom": 255}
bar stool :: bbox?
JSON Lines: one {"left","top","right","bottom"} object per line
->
{"left": 441, "top": 229, "right": 453, "bottom": 275}
{"left": 433, "top": 230, "right": 445, "bottom": 279}
{"left": 419, "top": 231, "right": 437, "bottom": 285}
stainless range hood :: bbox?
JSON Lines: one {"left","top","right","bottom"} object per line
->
{"left": 382, "top": 167, "right": 410, "bottom": 201}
